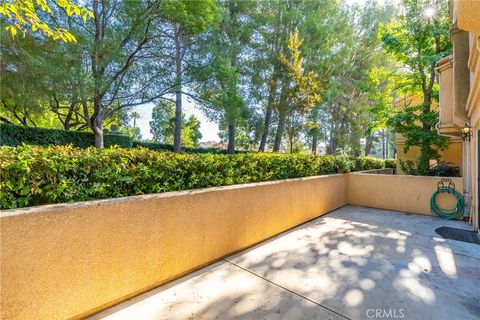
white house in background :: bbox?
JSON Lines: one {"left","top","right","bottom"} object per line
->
{"left": 198, "top": 141, "right": 224, "bottom": 149}
{"left": 315, "top": 144, "right": 327, "bottom": 155}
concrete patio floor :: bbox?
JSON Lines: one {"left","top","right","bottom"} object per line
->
{"left": 88, "top": 206, "right": 480, "bottom": 320}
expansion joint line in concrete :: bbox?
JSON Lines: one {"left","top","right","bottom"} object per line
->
{"left": 224, "top": 259, "right": 351, "bottom": 320}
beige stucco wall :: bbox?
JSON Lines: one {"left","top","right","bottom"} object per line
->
{"left": 0, "top": 174, "right": 348, "bottom": 320}
{"left": 1, "top": 172, "right": 468, "bottom": 319}
{"left": 396, "top": 139, "right": 463, "bottom": 174}
{"left": 466, "top": 32, "right": 480, "bottom": 231}
{"left": 347, "top": 173, "right": 464, "bottom": 215}
{"left": 394, "top": 94, "right": 463, "bottom": 174}
{"left": 456, "top": 1, "right": 480, "bottom": 35}
{"left": 442, "top": 1, "right": 480, "bottom": 230}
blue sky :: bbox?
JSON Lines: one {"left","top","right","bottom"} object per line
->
{"left": 134, "top": 97, "right": 220, "bottom": 142}
{"left": 133, "top": 0, "right": 374, "bottom": 142}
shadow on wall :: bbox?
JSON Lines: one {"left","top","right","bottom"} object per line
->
{"left": 88, "top": 207, "right": 480, "bottom": 320}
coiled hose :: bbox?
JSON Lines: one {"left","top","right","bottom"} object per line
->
{"left": 430, "top": 187, "right": 464, "bottom": 220}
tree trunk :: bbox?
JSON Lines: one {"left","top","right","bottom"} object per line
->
{"left": 418, "top": 140, "right": 432, "bottom": 175}
{"left": 417, "top": 39, "right": 438, "bottom": 174}
{"left": 273, "top": 111, "right": 286, "bottom": 152}
{"left": 365, "top": 134, "right": 373, "bottom": 156}
{"left": 353, "top": 147, "right": 360, "bottom": 158}
{"left": 94, "top": 127, "right": 104, "bottom": 148}
{"left": 227, "top": 121, "right": 235, "bottom": 154}
{"left": 258, "top": 79, "right": 277, "bottom": 152}
{"left": 258, "top": 106, "right": 273, "bottom": 152}
{"left": 90, "top": 95, "right": 105, "bottom": 148}
{"left": 173, "top": 25, "right": 182, "bottom": 153}
{"left": 328, "top": 105, "right": 339, "bottom": 154}
{"left": 289, "top": 133, "right": 294, "bottom": 154}
{"left": 92, "top": 110, "right": 104, "bottom": 148}
{"left": 382, "top": 129, "right": 386, "bottom": 159}
{"left": 329, "top": 123, "right": 338, "bottom": 155}
{"left": 309, "top": 106, "right": 319, "bottom": 154}
{"left": 273, "top": 79, "right": 289, "bottom": 153}
{"left": 91, "top": 1, "right": 105, "bottom": 149}
{"left": 385, "top": 130, "right": 389, "bottom": 158}
{"left": 61, "top": 105, "right": 74, "bottom": 131}
{"left": 311, "top": 134, "right": 318, "bottom": 154}
{"left": 174, "top": 89, "right": 182, "bottom": 152}
{"left": 418, "top": 94, "right": 433, "bottom": 174}
{"left": 64, "top": 120, "right": 71, "bottom": 131}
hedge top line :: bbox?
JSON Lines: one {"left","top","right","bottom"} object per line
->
{"left": 0, "top": 123, "right": 240, "bottom": 153}
{"left": 1, "top": 144, "right": 395, "bottom": 209}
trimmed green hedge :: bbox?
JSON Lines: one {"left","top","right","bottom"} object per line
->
{"left": 133, "top": 141, "right": 249, "bottom": 154}
{"left": 132, "top": 141, "right": 174, "bottom": 152}
{"left": 0, "top": 145, "right": 394, "bottom": 209}
{"left": 353, "top": 157, "right": 388, "bottom": 171}
{"left": 0, "top": 123, "right": 133, "bottom": 148}
{"left": 385, "top": 159, "right": 396, "bottom": 169}
{"left": 0, "top": 124, "right": 236, "bottom": 153}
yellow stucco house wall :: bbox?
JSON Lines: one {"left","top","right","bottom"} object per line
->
{"left": 395, "top": 95, "right": 463, "bottom": 174}
{"left": 436, "top": 0, "right": 480, "bottom": 231}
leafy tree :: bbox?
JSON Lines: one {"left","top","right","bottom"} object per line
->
{"left": 251, "top": 0, "right": 297, "bottom": 152}
{"left": 365, "top": 66, "right": 399, "bottom": 157}
{"left": 130, "top": 112, "right": 141, "bottom": 129}
{"left": 1, "top": 1, "right": 168, "bottom": 141}
{"left": 183, "top": 115, "right": 202, "bottom": 148}
{"left": 1, "top": 1, "right": 217, "bottom": 145}
{"left": 0, "top": 0, "right": 92, "bottom": 41}
{"left": 194, "top": 0, "right": 255, "bottom": 153}
{"left": 0, "top": 29, "right": 57, "bottom": 127}
{"left": 381, "top": 0, "right": 451, "bottom": 174}
{"left": 49, "top": 0, "right": 216, "bottom": 148}
{"left": 125, "top": 111, "right": 142, "bottom": 140}
{"left": 161, "top": 0, "right": 217, "bottom": 152}
{"left": 1, "top": 0, "right": 446, "bottom": 160}
{"left": 274, "top": 0, "right": 395, "bottom": 158}
{"left": 0, "top": 22, "right": 96, "bottom": 131}
{"left": 300, "top": 0, "right": 349, "bottom": 154}
{"left": 85, "top": 0, "right": 163, "bottom": 147}
{"left": 150, "top": 102, "right": 172, "bottom": 144}
{"left": 273, "top": 29, "right": 320, "bottom": 152}
{"left": 150, "top": 101, "right": 202, "bottom": 147}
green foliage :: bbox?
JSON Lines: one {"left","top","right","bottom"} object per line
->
{"left": 150, "top": 101, "right": 202, "bottom": 147}
{"left": 353, "top": 157, "right": 387, "bottom": 171}
{"left": 278, "top": 29, "right": 321, "bottom": 112}
{"left": 380, "top": 0, "right": 451, "bottom": 174}
{"left": 0, "top": 145, "right": 393, "bottom": 209}
{"left": 277, "top": 28, "right": 321, "bottom": 153}
{"left": 400, "top": 159, "right": 460, "bottom": 177}
{"left": 305, "top": 1, "right": 396, "bottom": 156}
{"left": 387, "top": 103, "right": 449, "bottom": 169}
{"left": 133, "top": 141, "right": 174, "bottom": 152}
{"left": 192, "top": 0, "right": 256, "bottom": 153}
{"left": 334, "top": 155, "right": 355, "bottom": 173}
{"left": 1, "top": 0, "right": 441, "bottom": 158}
{"left": 1, "top": 0, "right": 93, "bottom": 42}
{"left": 400, "top": 160, "right": 418, "bottom": 175}
{"left": 104, "top": 133, "right": 133, "bottom": 148}
{"left": 384, "top": 159, "right": 396, "bottom": 169}
{"left": 0, "top": 124, "right": 132, "bottom": 148}
{"left": 133, "top": 141, "right": 246, "bottom": 154}
{"left": 160, "top": 0, "right": 219, "bottom": 34}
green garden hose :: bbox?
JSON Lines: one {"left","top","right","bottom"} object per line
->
{"left": 430, "top": 187, "right": 465, "bottom": 220}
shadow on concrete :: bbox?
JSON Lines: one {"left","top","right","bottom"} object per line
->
{"left": 88, "top": 206, "right": 480, "bottom": 320}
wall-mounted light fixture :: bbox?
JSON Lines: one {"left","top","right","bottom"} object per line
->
{"left": 461, "top": 123, "right": 472, "bottom": 142}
